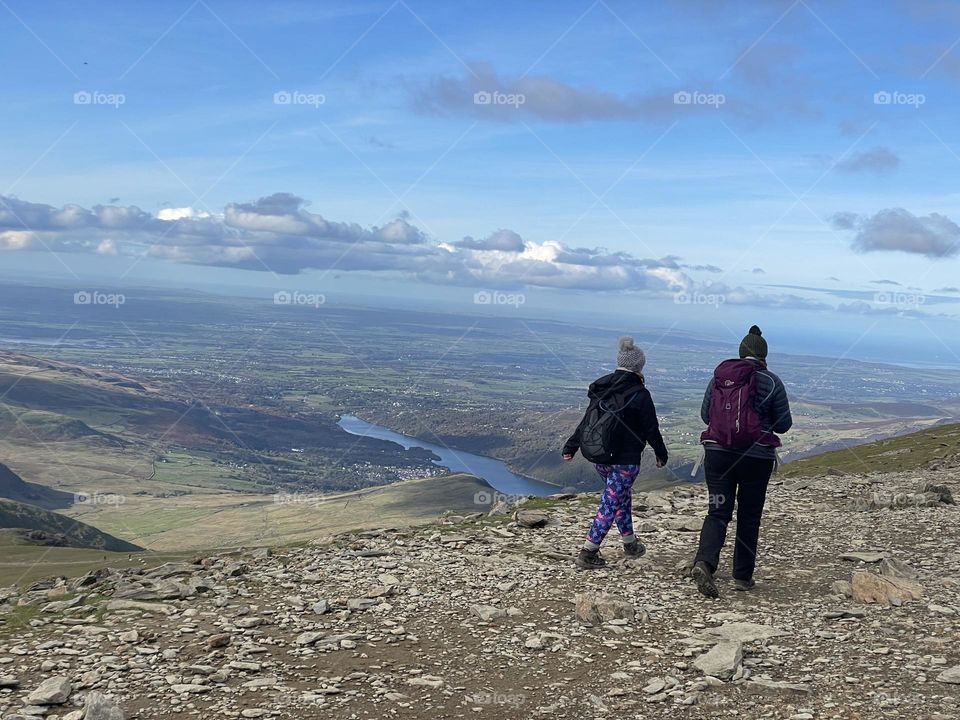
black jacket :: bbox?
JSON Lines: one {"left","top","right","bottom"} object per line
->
{"left": 700, "top": 359, "right": 792, "bottom": 460}
{"left": 563, "top": 370, "right": 668, "bottom": 465}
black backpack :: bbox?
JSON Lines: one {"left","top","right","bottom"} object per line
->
{"left": 579, "top": 387, "right": 639, "bottom": 463}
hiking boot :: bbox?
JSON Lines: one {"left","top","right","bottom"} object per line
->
{"left": 623, "top": 539, "right": 646, "bottom": 558}
{"left": 733, "top": 577, "right": 756, "bottom": 592}
{"left": 575, "top": 548, "right": 607, "bottom": 570}
{"left": 692, "top": 561, "right": 720, "bottom": 599}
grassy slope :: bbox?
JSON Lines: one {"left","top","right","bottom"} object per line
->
{"left": 0, "top": 473, "right": 497, "bottom": 587}
{"left": 0, "top": 498, "right": 143, "bottom": 552}
{"left": 781, "top": 422, "right": 960, "bottom": 477}
{"left": 55, "top": 473, "right": 498, "bottom": 551}
{"left": 0, "top": 529, "right": 188, "bottom": 588}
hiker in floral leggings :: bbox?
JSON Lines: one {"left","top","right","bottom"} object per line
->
{"left": 562, "top": 337, "right": 670, "bottom": 570}
{"left": 587, "top": 464, "right": 640, "bottom": 545}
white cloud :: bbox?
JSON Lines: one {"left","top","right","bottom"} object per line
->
{"left": 157, "top": 207, "right": 213, "bottom": 221}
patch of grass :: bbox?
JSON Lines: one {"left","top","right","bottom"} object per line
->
{"left": 0, "top": 540, "right": 191, "bottom": 588}
{"left": 782, "top": 422, "right": 960, "bottom": 477}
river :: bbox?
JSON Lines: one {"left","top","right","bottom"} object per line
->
{"left": 337, "top": 415, "right": 560, "bottom": 497}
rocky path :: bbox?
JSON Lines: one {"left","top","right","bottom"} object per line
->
{"left": 2, "top": 469, "right": 960, "bottom": 719}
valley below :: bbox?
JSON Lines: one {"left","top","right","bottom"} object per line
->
{"left": 0, "top": 282, "right": 957, "bottom": 556}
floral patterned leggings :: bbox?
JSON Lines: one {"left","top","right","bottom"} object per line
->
{"left": 586, "top": 464, "right": 640, "bottom": 546}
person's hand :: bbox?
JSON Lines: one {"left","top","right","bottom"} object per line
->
{"left": 562, "top": 453, "right": 574, "bottom": 462}
{"left": 656, "top": 458, "right": 667, "bottom": 468}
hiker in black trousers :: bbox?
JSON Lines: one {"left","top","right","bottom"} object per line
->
{"left": 692, "top": 326, "right": 792, "bottom": 598}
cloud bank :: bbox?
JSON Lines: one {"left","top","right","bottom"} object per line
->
{"left": 831, "top": 208, "right": 960, "bottom": 258}
{"left": 0, "top": 193, "right": 702, "bottom": 294}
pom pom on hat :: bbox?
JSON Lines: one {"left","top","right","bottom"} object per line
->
{"left": 617, "top": 336, "right": 646, "bottom": 373}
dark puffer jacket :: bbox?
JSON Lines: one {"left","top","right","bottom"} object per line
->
{"left": 700, "top": 358, "right": 792, "bottom": 460}
{"left": 563, "top": 370, "right": 668, "bottom": 465}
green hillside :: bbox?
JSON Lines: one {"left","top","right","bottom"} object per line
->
{"left": 0, "top": 461, "right": 74, "bottom": 509}
{"left": 0, "top": 498, "right": 142, "bottom": 552}
{"left": 782, "top": 422, "right": 960, "bottom": 477}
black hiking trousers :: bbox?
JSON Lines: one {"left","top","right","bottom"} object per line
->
{"left": 694, "top": 450, "right": 775, "bottom": 582}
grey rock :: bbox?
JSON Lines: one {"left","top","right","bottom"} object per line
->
{"left": 470, "top": 604, "right": 506, "bottom": 622}
{"left": 878, "top": 557, "right": 919, "bottom": 580}
{"left": 347, "top": 597, "right": 376, "bottom": 611}
{"left": 830, "top": 580, "right": 853, "bottom": 598}
{"left": 839, "top": 551, "right": 886, "bottom": 563}
{"left": 744, "top": 679, "right": 812, "bottom": 696}
{"left": 514, "top": 510, "right": 549, "bottom": 528}
{"left": 694, "top": 641, "right": 743, "bottom": 681}
{"left": 26, "top": 676, "right": 72, "bottom": 705}
{"left": 105, "top": 599, "right": 176, "bottom": 615}
{"left": 936, "top": 666, "right": 960, "bottom": 684}
{"left": 295, "top": 631, "right": 325, "bottom": 645}
{"left": 84, "top": 691, "right": 125, "bottom": 720}
{"left": 921, "top": 482, "right": 954, "bottom": 504}
{"left": 700, "top": 622, "right": 788, "bottom": 644}
{"left": 660, "top": 516, "right": 702, "bottom": 532}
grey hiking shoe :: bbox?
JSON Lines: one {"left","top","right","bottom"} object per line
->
{"left": 733, "top": 577, "right": 756, "bottom": 591}
{"left": 692, "top": 561, "right": 720, "bottom": 598}
{"left": 623, "top": 539, "right": 646, "bottom": 558}
{"left": 575, "top": 548, "right": 607, "bottom": 570}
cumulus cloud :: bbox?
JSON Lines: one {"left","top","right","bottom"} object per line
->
{"left": 835, "top": 146, "right": 900, "bottom": 175}
{"left": 831, "top": 208, "right": 960, "bottom": 258}
{"left": 0, "top": 193, "right": 702, "bottom": 294}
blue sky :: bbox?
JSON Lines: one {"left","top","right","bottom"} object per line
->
{"left": 3, "top": 0, "right": 960, "bottom": 359}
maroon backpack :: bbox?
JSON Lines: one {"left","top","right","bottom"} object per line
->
{"left": 700, "top": 359, "right": 781, "bottom": 449}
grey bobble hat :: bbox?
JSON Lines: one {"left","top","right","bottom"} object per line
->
{"left": 617, "top": 336, "right": 646, "bottom": 373}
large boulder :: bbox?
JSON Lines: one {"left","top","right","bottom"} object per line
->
{"left": 851, "top": 571, "right": 922, "bottom": 605}
{"left": 573, "top": 592, "right": 635, "bottom": 626}
{"left": 26, "top": 676, "right": 72, "bottom": 705}
{"left": 693, "top": 641, "right": 743, "bottom": 681}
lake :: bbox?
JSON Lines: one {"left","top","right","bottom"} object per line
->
{"left": 338, "top": 414, "right": 561, "bottom": 497}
